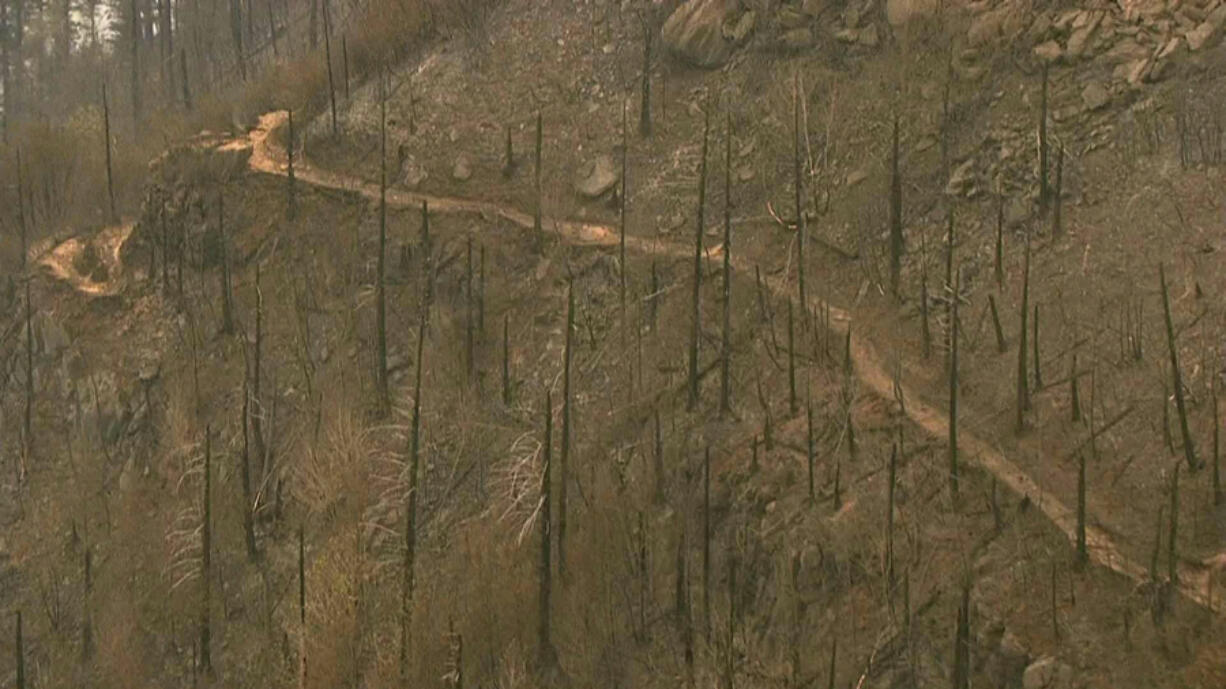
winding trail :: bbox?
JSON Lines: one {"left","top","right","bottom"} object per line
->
{"left": 231, "top": 111, "right": 1217, "bottom": 613}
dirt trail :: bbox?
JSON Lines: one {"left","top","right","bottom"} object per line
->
{"left": 38, "top": 223, "right": 134, "bottom": 297}
{"left": 222, "top": 110, "right": 1217, "bottom": 613}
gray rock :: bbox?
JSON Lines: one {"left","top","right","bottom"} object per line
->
{"left": 1022, "top": 657, "right": 1073, "bottom": 689}
{"left": 662, "top": 0, "right": 752, "bottom": 69}
{"left": 452, "top": 154, "right": 473, "bottom": 182}
{"left": 575, "top": 154, "right": 620, "bottom": 198}
{"left": 1081, "top": 82, "right": 1110, "bottom": 110}
{"left": 781, "top": 27, "right": 815, "bottom": 50}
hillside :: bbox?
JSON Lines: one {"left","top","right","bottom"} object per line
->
{"left": 2, "top": 0, "right": 1226, "bottom": 688}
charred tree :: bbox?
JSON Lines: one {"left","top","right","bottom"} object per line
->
{"left": 376, "top": 72, "right": 389, "bottom": 413}
{"left": 949, "top": 265, "right": 960, "bottom": 502}
{"left": 889, "top": 113, "right": 903, "bottom": 299}
{"left": 200, "top": 427, "right": 213, "bottom": 675}
{"left": 102, "top": 84, "right": 117, "bottom": 223}
{"left": 1159, "top": 264, "right": 1198, "bottom": 472}
{"left": 793, "top": 72, "right": 807, "bottom": 312}
{"left": 241, "top": 376, "right": 258, "bottom": 561}
{"left": 538, "top": 389, "right": 557, "bottom": 668}
{"left": 688, "top": 108, "right": 709, "bottom": 411}
{"left": 1075, "top": 451, "right": 1087, "bottom": 570}
{"left": 1016, "top": 237, "right": 1031, "bottom": 432}
{"left": 322, "top": 0, "right": 336, "bottom": 135}
{"left": 287, "top": 109, "right": 297, "bottom": 219}
{"left": 399, "top": 309, "right": 427, "bottom": 681}
{"left": 559, "top": 280, "right": 574, "bottom": 581}
{"left": 720, "top": 112, "right": 733, "bottom": 416}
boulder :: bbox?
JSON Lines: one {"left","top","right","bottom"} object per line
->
{"left": 1186, "top": 5, "right": 1226, "bottom": 50}
{"left": 575, "top": 154, "right": 620, "bottom": 199}
{"left": 1022, "top": 657, "right": 1074, "bottom": 689}
{"left": 662, "top": 0, "right": 754, "bottom": 69}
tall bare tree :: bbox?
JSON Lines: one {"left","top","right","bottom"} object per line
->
{"left": 1159, "top": 264, "right": 1198, "bottom": 472}
{"left": 688, "top": 108, "right": 710, "bottom": 410}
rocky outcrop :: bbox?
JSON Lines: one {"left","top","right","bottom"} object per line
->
{"left": 661, "top": 0, "right": 756, "bottom": 68}
{"left": 122, "top": 131, "right": 248, "bottom": 273}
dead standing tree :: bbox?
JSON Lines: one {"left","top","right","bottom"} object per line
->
{"left": 889, "top": 112, "right": 903, "bottom": 299}
{"left": 376, "top": 70, "right": 390, "bottom": 414}
{"left": 1016, "top": 237, "right": 1031, "bottom": 432}
{"left": 399, "top": 309, "right": 427, "bottom": 682}
{"left": 559, "top": 280, "right": 574, "bottom": 581}
{"left": 539, "top": 389, "right": 557, "bottom": 668}
{"left": 720, "top": 112, "right": 733, "bottom": 416}
{"left": 688, "top": 108, "right": 710, "bottom": 411}
{"left": 1159, "top": 264, "right": 1198, "bottom": 472}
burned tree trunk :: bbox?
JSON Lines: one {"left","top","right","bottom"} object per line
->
{"left": 102, "top": 84, "right": 117, "bottom": 223}
{"left": 559, "top": 280, "right": 574, "bottom": 581}
{"left": 287, "top": 109, "right": 297, "bottom": 219}
{"left": 1038, "top": 65, "right": 1049, "bottom": 211}
{"left": 889, "top": 113, "right": 903, "bottom": 299}
{"left": 15, "top": 611, "right": 23, "bottom": 689}
{"left": 688, "top": 108, "right": 709, "bottom": 411}
{"left": 200, "top": 427, "right": 213, "bottom": 675}
{"left": 702, "top": 446, "right": 711, "bottom": 642}
{"left": 721, "top": 112, "right": 733, "bottom": 416}
{"left": 1214, "top": 379, "right": 1222, "bottom": 505}
{"left": 399, "top": 309, "right": 427, "bottom": 681}
{"left": 538, "top": 389, "right": 556, "bottom": 668}
{"left": 638, "top": 14, "right": 652, "bottom": 137}
{"left": 241, "top": 376, "right": 258, "bottom": 561}
{"left": 180, "top": 48, "right": 192, "bottom": 111}
{"left": 787, "top": 299, "right": 797, "bottom": 416}
{"left": 1159, "top": 264, "right": 1198, "bottom": 472}
{"left": 322, "top": 0, "right": 336, "bottom": 136}
{"left": 1075, "top": 451, "right": 1087, "bottom": 570}
{"left": 793, "top": 72, "right": 807, "bottom": 312}
{"left": 502, "top": 314, "right": 511, "bottom": 406}
{"left": 376, "top": 72, "right": 389, "bottom": 413}
{"left": 949, "top": 265, "right": 960, "bottom": 502}
{"left": 533, "top": 112, "right": 544, "bottom": 248}
{"left": 298, "top": 526, "right": 307, "bottom": 689}
{"left": 218, "top": 191, "right": 234, "bottom": 335}
{"left": 1016, "top": 237, "right": 1031, "bottom": 432}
